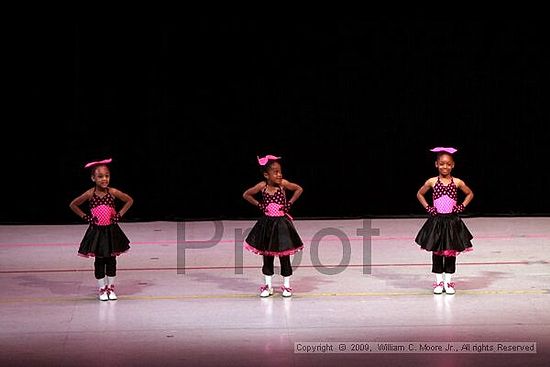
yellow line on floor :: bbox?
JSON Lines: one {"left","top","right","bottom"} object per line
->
{"left": 0, "top": 289, "right": 547, "bottom": 304}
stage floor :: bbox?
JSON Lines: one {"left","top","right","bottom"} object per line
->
{"left": 1, "top": 217, "right": 549, "bottom": 366}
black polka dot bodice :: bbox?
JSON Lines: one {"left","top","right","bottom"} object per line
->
{"left": 262, "top": 186, "right": 287, "bottom": 217}
{"left": 89, "top": 190, "right": 116, "bottom": 225}
{"left": 262, "top": 186, "right": 287, "bottom": 205}
{"left": 433, "top": 177, "right": 457, "bottom": 201}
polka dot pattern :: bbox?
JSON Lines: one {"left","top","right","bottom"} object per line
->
{"left": 90, "top": 191, "right": 117, "bottom": 226}
{"left": 265, "top": 203, "right": 284, "bottom": 216}
{"left": 261, "top": 187, "right": 287, "bottom": 217}
{"left": 432, "top": 177, "right": 458, "bottom": 201}
{"left": 434, "top": 196, "right": 456, "bottom": 214}
{"left": 432, "top": 178, "right": 457, "bottom": 214}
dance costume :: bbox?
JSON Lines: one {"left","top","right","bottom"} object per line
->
{"left": 78, "top": 188, "right": 130, "bottom": 258}
{"left": 245, "top": 185, "right": 303, "bottom": 258}
{"left": 415, "top": 177, "right": 473, "bottom": 258}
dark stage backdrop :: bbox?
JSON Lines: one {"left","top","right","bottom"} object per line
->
{"left": 6, "top": 20, "right": 550, "bottom": 224}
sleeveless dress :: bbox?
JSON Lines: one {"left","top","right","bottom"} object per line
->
{"left": 415, "top": 177, "right": 473, "bottom": 256}
{"left": 244, "top": 186, "right": 304, "bottom": 256}
{"left": 78, "top": 189, "right": 130, "bottom": 258}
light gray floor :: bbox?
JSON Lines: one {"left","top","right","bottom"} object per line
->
{"left": 1, "top": 218, "right": 549, "bottom": 366}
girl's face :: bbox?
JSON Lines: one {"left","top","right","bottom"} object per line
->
{"left": 263, "top": 162, "right": 283, "bottom": 186}
{"left": 435, "top": 154, "right": 455, "bottom": 177}
{"left": 91, "top": 166, "right": 110, "bottom": 189}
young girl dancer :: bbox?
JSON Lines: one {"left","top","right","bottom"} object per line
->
{"left": 69, "top": 158, "right": 133, "bottom": 300}
{"left": 243, "top": 155, "right": 304, "bottom": 297}
{"left": 415, "top": 147, "right": 474, "bottom": 294}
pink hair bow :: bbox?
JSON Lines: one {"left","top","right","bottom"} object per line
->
{"left": 257, "top": 155, "right": 281, "bottom": 166}
{"left": 84, "top": 158, "right": 112, "bottom": 169}
{"left": 430, "top": 147, "right": 457, "bottom": 154}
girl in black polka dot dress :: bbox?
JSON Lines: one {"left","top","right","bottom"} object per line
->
{"left": 69, "top": 158, "right": 133, "bottom": 301}
{"left": 415, "top": 147, "right": 474, "bottom": 295}
{"left": 243, "top": 155, "right": 304, "bottom": 297}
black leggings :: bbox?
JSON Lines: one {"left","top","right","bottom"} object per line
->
{"left": 262, "top": 256, "right": 292, "bottom": 277}
{"left": 94, "top": 257, "right": 117, "bottom": 279}
{"left": 432, "top": 254, "right": 456, "bottom": 274}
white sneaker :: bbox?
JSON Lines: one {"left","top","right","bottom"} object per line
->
{"left": 107, "top": 285, "right": 118, "bottom": 300}
{"left": 98, "top": 287, "right": 109, "bottom": 301}
{"left": 260, "top": 285, "right": 273, "bottom": 298}
{"left": 281, "top": 286, "right": 292, "bottom": 297}
{"left": 433, "top": 282, "right": 444, "bottom": 295}
{"left": 444, "top": 282, "right": 456, "bottom": 295}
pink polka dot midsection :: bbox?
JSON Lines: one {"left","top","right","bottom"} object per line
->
{"left": 91, "top": 205, "right": 116, "bottom": 225}
{"left": 434, "top": 196, "right": 456, "bottom": 214}
{"left": 265, "top": 203, "right": 285, "bottom": 217}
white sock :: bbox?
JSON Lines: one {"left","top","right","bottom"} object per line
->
{"left": 435, "top": 274, "right": 443, "bottom": 284}
{"left": 444, "top": 273, "right": 453, "bottom": 284}
{"left": 97, "top": 277, "right": 106, "bottom": 289}
{"left": 265, "top": 275, "right": 272, "bottom": 288}
{"left": 283, "top": 276, "right": 291, "bottom": 288}
{"left": 107, "top": 276, "right": 116, "bottom": 286}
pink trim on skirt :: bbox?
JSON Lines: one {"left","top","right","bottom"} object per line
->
{"left": 77, "top": 249, "right": 129, "bottom": 258}
{"left": 244, "top": 242, "right": 303, "bottom": 257}
{"left": 425, "top": 247, "right": 474, "bottom": 257}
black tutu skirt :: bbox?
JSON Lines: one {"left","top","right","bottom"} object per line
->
{"left": 78, "top": 224, "right": 130, "bottom": 258}
{"left": 245, "top": 216, "right": 304, "bottom": 256}
{"left": 415, "top": 213, "right": 473, "bottom": 255}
